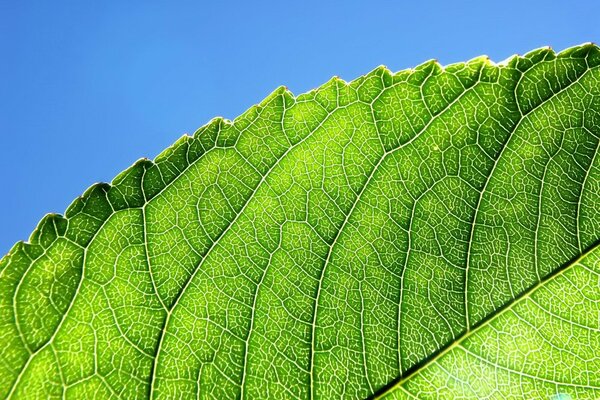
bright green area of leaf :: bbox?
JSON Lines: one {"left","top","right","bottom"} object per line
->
{"left": 1, "top": 43, "right": 599, "bottom": 399}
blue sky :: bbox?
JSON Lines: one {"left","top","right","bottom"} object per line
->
{"left": 1, "top": 0, "right": 598, "bottom": 255}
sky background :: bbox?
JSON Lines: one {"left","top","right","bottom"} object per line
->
{"left": 1, "top": 0, "right": 599, "bottom": 255}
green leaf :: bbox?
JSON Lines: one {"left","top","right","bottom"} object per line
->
{"left": 1, "top": 43, "right": 599, "bottom": 399}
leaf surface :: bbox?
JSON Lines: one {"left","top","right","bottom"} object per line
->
{"left": 1, "top": 44, "right": 600, "bottom": 399}
{"left": 379, "top": 244, "right": 600, "bottom": 399}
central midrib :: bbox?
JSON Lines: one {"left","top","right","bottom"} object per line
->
{"left": 371, "top": 240, "right": 600, "bottom": 399}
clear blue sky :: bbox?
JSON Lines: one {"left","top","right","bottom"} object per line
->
{"left": 1, "top": 0, "right": 598, "bottom": 255}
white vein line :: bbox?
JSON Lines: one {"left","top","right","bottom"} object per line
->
{"left": 310, "top": 70, "right": 486, "bottom": 399}
{"left": 527, "top": 297, "right": 600, "bottom": 333}
{"left": 141, "top": 167, "right": 168, "bottom": 312}
{"left": 534, "top": 132, "right": 565, "bottom": 282}
{"left": 239, "top": 227, "right": 282, "bottom": 400}
{"left": 577, "top": 127, "right": 600, "bottom": 252}
{"left": 397, "top": 182, "right": 435, "bottom": 372}
{"left": 6, "top": 204, "right": 117, "bottom": 400}
{"left": 463, "top": 64, "right": 596, "bottom": 331}
{"left": 459, "top": 345, "right": 600, "bottom": 390}
{"left": 149, "top": 95, "right": 356, "bottom": 398}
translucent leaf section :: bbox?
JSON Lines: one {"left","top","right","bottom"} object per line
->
{"left": 380, "top": 243, "right": 600, "bottom": 400}
{"left": 1, "top": 44, "right": 599, "bottom": 400}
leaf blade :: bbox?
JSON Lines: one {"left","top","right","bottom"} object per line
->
{"left": 1, "top": 43, "right": 599, "bottom": 399}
